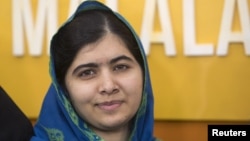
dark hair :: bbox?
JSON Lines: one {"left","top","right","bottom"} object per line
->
{"left": 51, "top": 9, "right": 144, "bottom": 87}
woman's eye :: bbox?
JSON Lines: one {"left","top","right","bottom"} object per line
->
{"left": 78, "top": 70, "right": 96, "bottom": 78}
{"left": 114, "top": 65, "right": 129, "bottom": 71}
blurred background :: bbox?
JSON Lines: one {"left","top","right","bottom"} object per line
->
{"left": 0, "top": 0, "right": 249, "bottom": 140}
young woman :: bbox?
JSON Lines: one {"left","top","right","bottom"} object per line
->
{"left": 32, "top": 1, "right": 158, "bottom": 141}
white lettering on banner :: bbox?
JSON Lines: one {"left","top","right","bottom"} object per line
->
{"left": 217, "top": 0, "right": 250, "bottom": 56}
{"left": 183, "top": 0, "right": 214, "bottom": 56}
{"left": 140, "top": 0, "right": 176, "bottom": 56}
{"left": 12, "top": 0, "right": 58, "bottom": 56}
{"left": 12, "top": 0, "right": 118, "bottom": 57}
{"left": 12, "top": 0, "right": 250, "bottom": 57}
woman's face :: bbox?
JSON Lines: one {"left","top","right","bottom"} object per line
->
{"left": 65, "top": 33, "right": 143, "bottom": 131}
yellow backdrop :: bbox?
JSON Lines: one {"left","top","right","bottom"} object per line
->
{"left": 0, "top": 0, "right": 249, "bottom": 120}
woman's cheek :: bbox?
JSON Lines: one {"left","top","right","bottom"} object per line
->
{"left": 68, "top": 81, "right": 95, "bottom": 102}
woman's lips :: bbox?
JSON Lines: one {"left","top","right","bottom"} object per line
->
{"left": 97, "top": 100, "right": 123, "bottom": 111}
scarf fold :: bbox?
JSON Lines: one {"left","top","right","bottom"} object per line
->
{"left": 32, "top": 1, "right": 157, "bottom": 141}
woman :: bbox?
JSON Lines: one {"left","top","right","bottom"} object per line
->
{"left": 32, "top": 1, "right": 158, "bottom": 141}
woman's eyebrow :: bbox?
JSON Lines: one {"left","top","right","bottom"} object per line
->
{"left": 110, "top": 55, "right": 134, "bottom": 64}
{"left": 72, "top": 63, "right": 98, "bottom": 75}
{"left": 72, "top": 55, "right": 133, "bottom": 75}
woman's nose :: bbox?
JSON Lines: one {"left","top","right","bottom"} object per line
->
{"left": 99, "top": 71, "right": 119, "bottom": 95}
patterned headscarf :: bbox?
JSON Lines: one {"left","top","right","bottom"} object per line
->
{"left": 31, "top": 1, "right": 158, "bottom": 141}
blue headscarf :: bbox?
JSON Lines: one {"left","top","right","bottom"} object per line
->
{"left": 31, "top": 1, "right": 158, "bottom": 141}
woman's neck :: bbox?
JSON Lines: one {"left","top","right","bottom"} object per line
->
{"left": 92, "top": 124, "right": 130, "bottom": 141}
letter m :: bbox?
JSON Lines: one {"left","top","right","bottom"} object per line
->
{"left": 12, "top": 0, "right": 57, "bottom": 56}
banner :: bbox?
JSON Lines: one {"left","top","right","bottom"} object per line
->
{"left": 0, "top": 0, "right": 249, "bottom": 120}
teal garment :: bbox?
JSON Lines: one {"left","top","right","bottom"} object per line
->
{"left": 31, "top": 1, "right": 158, "bottom": 141}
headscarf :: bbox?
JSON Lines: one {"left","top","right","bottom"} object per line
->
{"left": 31, "top": 1, "right": 158, "bottom": 141}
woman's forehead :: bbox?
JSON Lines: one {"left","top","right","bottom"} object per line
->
{"left": 71, "top": 33, "right": 135, "bottom": 64}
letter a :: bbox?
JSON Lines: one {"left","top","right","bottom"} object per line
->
{"left": 217, "top": 0, "right": 250, "bottom": 56}
{"left": 140, "top": 0, "right": 176, "bottom": 56}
